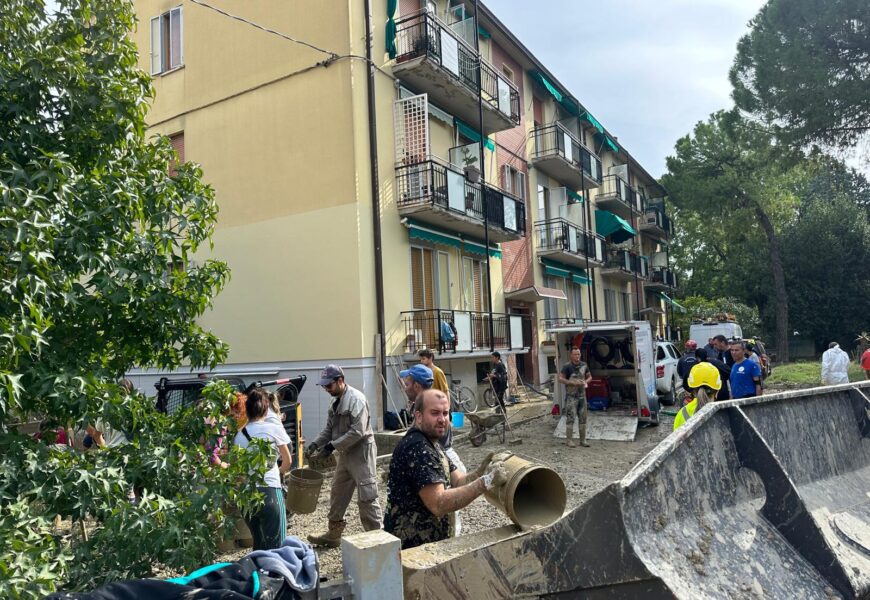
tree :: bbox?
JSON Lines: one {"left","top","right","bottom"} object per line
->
{"left": 0, "top": 1, "right": 266, "bottom": 596}
{"left": 662, "top": 111, "right": 798, "bottom": 361}
{"left": 730, "top": 0, "right": 870, "bottom": 149}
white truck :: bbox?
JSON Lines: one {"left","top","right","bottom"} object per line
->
{"left": 688, "top": 320, "right": 743, "bottom": 345}
{"left": 547, "top": 320, "right": 659, "bottom": 441}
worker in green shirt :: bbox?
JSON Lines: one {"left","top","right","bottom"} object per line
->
{"left": 673, "top": 362, "right": 722, "bottom": 431}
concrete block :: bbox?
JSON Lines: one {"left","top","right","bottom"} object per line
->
{"left": 341, "top": 530, "right": 403, "bottom": 600}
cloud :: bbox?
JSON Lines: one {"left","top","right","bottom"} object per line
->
{"left": 489, "top": 0, "right": 767, "bottom": 176}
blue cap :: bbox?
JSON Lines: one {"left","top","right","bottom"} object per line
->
{"left": 317, "top": 364, "right": 345, "bottom": 386}
{"left": 400, "top": 364, "right": 434, "bottom": 387}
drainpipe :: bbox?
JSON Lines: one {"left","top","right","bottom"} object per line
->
{"left": 364, "top": 0, "right": 387, "bottom": 419}
{"left": 473, "top": 0, "right": 495, "bottom": 351}
{"left": 584, "top": 156, "right": 598, "bottom": 319}
{"left": 581, "top": 172, "right": 592, "bottom": 322}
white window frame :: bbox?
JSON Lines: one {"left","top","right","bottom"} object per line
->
{"left": 151, "top": 6, "right": 184, "bottom": 76}
{"left": 501, "top": 165, "right": 526, "bottom": 201}
{"left": 410, "top": 244, "right": 454, "bottom": 310}
{"left": 460, "top": 254, "right": 486, "bottom": 312}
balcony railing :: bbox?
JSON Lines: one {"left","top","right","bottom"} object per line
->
{"left": 641, "top": 208, "right": 673, "bottom": 238}
{"left": 597, "top": 175, "right": 643, "bottom": 213}
{"left": 531, "top": 122, "right": 602, "bottom": 185}
{"left": 651, "top": 267, "right": 678, "bottom": 288}
{"left": 395, "top": 159, "right": 525, "bottom": 237}
{"left": 606, "top": 249, "right": 649, "bottom": 278}
{"left": 534, "top": 218, "right": 605, "bottom": 263}
{"left": 401, "top": 309, "right": 531, "bottom": 355}
{"left": 394, "top": 10, "right": 520, "bottom": 126}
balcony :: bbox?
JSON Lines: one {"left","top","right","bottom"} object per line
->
{"left": 600, "top": 249, "right": 649, "bottom": 281}
{"left": 400, "top": 309, "right": 531, "bottom": 357}
{"left": 534, "top": 218, "right": 605, "bottom": 268}
{"left": 396, "top": 159, "right": 525, "bottom": 243}
{"left": 595, "top": 175, "right": 644, "bottom": 217}
{"left": 531, "top": 122, "right": 602, "bottom": 190}
{"left": 393, "top": 10, "right": 520, "bottom": 134}
{"left": 638, "top": 208, "right": 673, "bottom": 240}
{"left": 645, "top": 267, "right": 678, "bottom": 291}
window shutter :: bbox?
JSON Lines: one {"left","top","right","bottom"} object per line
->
{"left": 516, "top": 171, "right": 526, "bottom": 200}
{"left": 170, "top": 7, "right": 183, "bottom": 69}
{"left": 422, "top": 248, "right": 435, "bottom": 309}
{"left": 502, "top": 165, "right": 512, "bottom": 194}
{"left": 150, "top": 17, "right": 162, "bottom": 74}
{"left": 169, "top": 132, "right": 184, "bottom": 176}
{"left": 411, "top": 248, "right": 424, "bottom": 309}
{"left": 472, "top": 260, "right": 484, "bottom": 312}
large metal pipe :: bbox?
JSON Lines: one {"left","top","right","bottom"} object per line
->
{"left": 364, "top": 0, "right": 387, "bottom": 421}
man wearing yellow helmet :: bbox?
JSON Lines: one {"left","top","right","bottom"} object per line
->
{"left": 673, "top": 362, "right": 722, "bottom": 431}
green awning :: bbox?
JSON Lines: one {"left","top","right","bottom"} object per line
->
{"left": 407, "top": 219, "right": 501, "bottom": 259}
{"left": 595, "top": 209, "right": 636, "bottom": 243}
{"left": 455, "top": 118, "right": 495, "bottom": 151}
{"left": 541, "top": 258, "right": 589, "bottom": 285}
{"left": 659, "top": 292, "right": 687, "bottom": 313}
{"left": 386, "top": 0, "right": 398, "bottom": 59}
{"left": 477, "top": 25, "right": 491, "bottom": 39}
{"left": 567, "top": 189, "right": 583, "bottom": 204}
{"left": 558, "top": 96, "right": 580, "bottom": 117}
{"left": 581, "top": 111, "right": 604, "bottom": 134}
{"left": 529, "top": 70, "right": 563, "bottom": 103}
{"left": 595, "top": 131, "right": 620, "bottom": 154}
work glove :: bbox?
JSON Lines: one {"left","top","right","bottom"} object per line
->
{"left": 318, "top": 442, "right": 335, "bottom": 458}
{"left": 481, "top": 461, "right": 508, "bottom": 491}
{"left": 464, "top": 451, "right": 495, "bottom": 484}
{"left": 491, "top": 451, "right": 513, "bottom": 464}
{"left": 304, "top": 443, "right": 318, "bottom": 459}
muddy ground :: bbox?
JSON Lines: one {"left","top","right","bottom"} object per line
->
{"left": 217, "top": 396, "right": 674, "bottom": 577}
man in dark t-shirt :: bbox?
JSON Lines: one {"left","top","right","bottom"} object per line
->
{"left": 558, "top": 347, "right": 592, "bottom": 448}
{"left": 384, "top": 389, "right": 509, "bottom": 549}
{"left": 485, "top": 351, "right": 508, "bottom": 412}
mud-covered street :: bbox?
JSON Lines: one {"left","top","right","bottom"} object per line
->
{"left": 218, "top": 397, "right": 673, "bottom": 577}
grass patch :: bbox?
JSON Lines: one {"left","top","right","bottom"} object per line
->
{"left": 767, "top": 361, "right": 867, "bottom": 385}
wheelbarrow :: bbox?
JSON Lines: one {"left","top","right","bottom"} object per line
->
{"left": 465, "top": 409, "right": 506, "bottom": 447}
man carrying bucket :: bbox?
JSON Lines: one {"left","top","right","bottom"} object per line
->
{"left": 305, "top": 365, "right": 382, "bottom": 547}
{"left": 385, "top": 388, "right": 510, "bottom": 549}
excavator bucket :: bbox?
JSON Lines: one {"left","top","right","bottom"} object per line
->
{"left": 403, "top": 382, "right": 870, "bottom": 599}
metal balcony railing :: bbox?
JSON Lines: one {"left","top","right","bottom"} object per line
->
{"left": 643, "top": 208, "right": 673, "bottom": 237}
{"left": 598, "top": 175, "right": 642, "bottom": 213}
{"left": 401, "top": 309, "right": 530, "bottom": 354}
{"left": 394, "top": 10, "right": 520, "bottom": 125}
{"left": 651, "top": 267, "right": 678, "bottom": 288}
{"left": 607, "top": 249, "right": 649, "bottom": 278}
{"left": 395, "top": 159, "right": 525, "bottom": 236}
{"left": 532, "top": 122, "right": 602, "bottom": 184}
{"left": 534, "top": 218, "right": 605, "bottom": 263}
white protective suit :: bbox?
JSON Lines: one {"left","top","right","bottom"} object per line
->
{"left": 821, "top": 344, "right": 850, "bottom": 385}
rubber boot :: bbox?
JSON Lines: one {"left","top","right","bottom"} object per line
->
{"left": 579, "top": 425, "right": 590, "bottom": 447}
{"left": 307, "top": 520, "right": 346, "bottom": 548}
{"left": 565, "top": 423, "right": 576, "bottom": 448}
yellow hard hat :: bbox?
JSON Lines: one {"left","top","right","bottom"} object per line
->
{"left": 687, "top": 362, "right": 722, "bottom": 391}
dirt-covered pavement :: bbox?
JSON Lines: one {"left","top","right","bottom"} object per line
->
{"left": 217, "top": 397, "right": 673, "bottom": 577}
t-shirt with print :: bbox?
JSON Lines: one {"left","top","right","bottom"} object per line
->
{"left": 730, "top": 360, "right": 762, "bottom": 399}
{"left": 561, "top": 361, "right": 590, "bottom": 397}
{"left": 234, "top": 419, "right": 290, "bottom": 488}
{"left": 384, "top": 427, "right": 456, "bottom": 550}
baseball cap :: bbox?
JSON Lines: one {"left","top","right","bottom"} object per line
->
{"left": 685, "top": 339, "right": 698, "bottom": 350}
{"left": 399, "top": 364, "right": 434, "bottom": 387}
{"left": 318, "top": 364, "right": 345, "bottom": 386}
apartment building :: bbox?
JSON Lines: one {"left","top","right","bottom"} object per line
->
{"left": 131, "top": 0, "right": 677, "bottom": 438}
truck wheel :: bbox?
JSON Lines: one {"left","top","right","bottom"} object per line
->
{"left": 664, "top": 378, "right": 677, "bottom": 405}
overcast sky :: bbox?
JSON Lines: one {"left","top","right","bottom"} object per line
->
{"left": 490, "top": 0, "right": 767, "bottom": 177}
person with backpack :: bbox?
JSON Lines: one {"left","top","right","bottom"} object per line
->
{"left": 234, "top": 388, "right": 292, "bottom": 550}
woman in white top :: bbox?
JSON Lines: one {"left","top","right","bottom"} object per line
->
{"left": 234, "top": 388, "right": 292, "bottom": 550}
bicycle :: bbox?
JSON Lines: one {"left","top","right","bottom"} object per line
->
{"left": 449, "top": 379, "right": 477, "bottom": 413}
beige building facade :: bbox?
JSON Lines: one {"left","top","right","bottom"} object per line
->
{"left": 130, "top": 0, "right": 677, "bottom": 438}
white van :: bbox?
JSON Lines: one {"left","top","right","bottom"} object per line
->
{"left": 547, "top": 320, "right": 659, "bottom": 440}
{"left": 688, "top": 321, "right": 743, "bottom": 345}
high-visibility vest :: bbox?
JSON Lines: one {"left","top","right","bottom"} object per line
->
{"left": 673, "top": 399, "right": 698, "bottom": 431}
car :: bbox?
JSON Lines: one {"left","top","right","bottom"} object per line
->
{"left": 655, "top": 341, "right": 683, "bottom": 405}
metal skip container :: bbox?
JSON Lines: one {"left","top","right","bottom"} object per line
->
{"left": 484, "top": 454, "right": 567, "bottom": 529}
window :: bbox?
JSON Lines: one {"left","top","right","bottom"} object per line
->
{"left": 543, "top": 275, "right": 564, "bottom": 322}
{"left": 622, "top": 292, "right": 633, "bottom": 320}
{"left": 568, "top": 281, "right": 584, "bottom": 320}
{"left": 151, "top": 7, "right": 183, "bottom": 75}
{"left": 537, "top": 185, "right": 548, "bottom": 223}
{"left": 502, "top": 64, "right": 514, "bottom": 83}
{"left": 461, "top": 255, "right": 485, "bottom": 312}
{"left": 604, "top": 289, "right": 617, "bottom": 321}
{"left": 411, "top": 247, "right": 451, "bottom": 310}
{"left": 168, "top": 131, "right": 184, "bottom": 176}
{"left": 501, "top": 165, "right": 526, "bottom": 200}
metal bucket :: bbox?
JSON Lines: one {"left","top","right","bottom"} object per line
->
{"left": 484, "top": 454, "right": 566, "bottom": 529}
{"left": 285, "top": 467, "right": 324, "bottom": 514}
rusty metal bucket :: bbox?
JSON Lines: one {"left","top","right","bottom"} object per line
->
{"left": 484, "top": 454, "right": 566, "bottom": 530}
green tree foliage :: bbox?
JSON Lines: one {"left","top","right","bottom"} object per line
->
{"left": 662, "top": 111, "right": 797, "bottom": 361}
{"left": 0, "top": 1, "right": 267, "bottom": 596}
{"left": 730, "top": 0, "right": 870, "bottom": 148}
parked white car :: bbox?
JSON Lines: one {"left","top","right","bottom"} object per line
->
{"left": 655, "top": 341, "right": 683, "bottom": 405}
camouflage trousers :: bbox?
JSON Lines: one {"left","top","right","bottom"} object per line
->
{"left": 563, "top": 393, "right": 587, "bottom": 427}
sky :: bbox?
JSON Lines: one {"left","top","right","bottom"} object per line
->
{"left": 489, "top": 0, "right": 767, "bottom": 177}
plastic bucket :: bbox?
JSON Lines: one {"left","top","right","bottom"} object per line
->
{"left": 484, "top": 455, "right": 566, "bottom": 530}
{"left": 451, "top": 411, "right": 464, "bottom": 428}
{"left": 285, "top": 468, "right": 324, "bottom": 514}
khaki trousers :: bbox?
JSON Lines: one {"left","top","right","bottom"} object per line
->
{"left": 327, "top": 439, "right": 383, "bottom": 530}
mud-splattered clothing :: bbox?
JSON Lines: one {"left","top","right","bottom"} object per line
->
{"left": 384, "top": 427, "right": 456, "bottom": 549}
